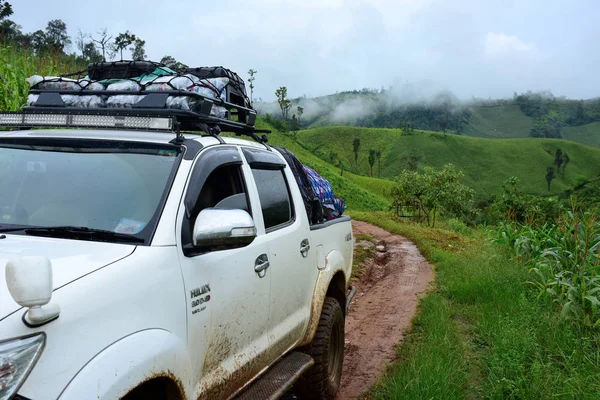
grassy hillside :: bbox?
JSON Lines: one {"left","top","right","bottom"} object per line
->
{"left": 562, "top": 122, "right": 600, "bottom": 148}
{"left": 249, "top": 119, "right": 394, "bottom": 212}
{"left": 287, "top": 92, "right": 600, "bottom": 147}
{"left": 463, "top": 105, "right": 535, "bottom": 138}
{"left": 296, "top": 126, "right": 600, "bottom": 200}
{"left": 464, "top": 105, "right": 600, "bottom": 147}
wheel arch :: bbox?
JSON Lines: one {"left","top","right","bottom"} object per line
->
{"left": 120, "top": 374, "right": 184, "bottom": 400}
{"left": 58, "top": 329, "right": 193, "bottom": 400}
{"left": 300, "top": 249, "right": 348, "bottom": 346}
{"left": 326, "top": 271, "right": 347, "bottom": 316}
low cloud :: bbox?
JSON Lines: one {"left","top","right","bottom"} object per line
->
{"left": 483, "top": 32, "right": 538, "bottom": 60}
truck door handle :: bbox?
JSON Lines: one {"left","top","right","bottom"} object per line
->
{"left": 254, "top": 254, "right": 270, "bottom": 278}
{"left": 300, "top": 239, "right": 310, "bottom": 258}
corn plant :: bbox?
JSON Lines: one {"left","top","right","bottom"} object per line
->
{"left": 495, "top": 212, "right": 600, "bottom": 328}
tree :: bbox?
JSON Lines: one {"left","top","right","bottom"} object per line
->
{"left": 290, "top": 114, "right": 300, "bottom": 139}
{"left": 328, "top": 151, "right": 345, "bottom": 176}
{"left": 83, "top": 42, "right": 102, "bottom": 62}
{"left": 0, "top": 19, "right": 21, "bottom": 41}
{"left": 562, "top": 153, "right": 570, "bottom": 177}
{"left": 554, "top": 148, "right": 564, "bottom": 172}
{"left": 45, "top": 19, "right": 71, "bottom": 52}
{"left": 275, "top": 86, "right": 292, "bottom": 120}
{"left": 352, "top": 138, "right": 361, "bottom": 167}
{"left": 546, "top": 167, "right": 556, "bottom": 191}
{"left": 0, "top": 0, "right": 13, "bottom": 20}
{"left": 92, "top": 28, "right": 112, "bottom": 61}
{"left": 297, "top": 106, "right": 304, "bottom": 125}
{"left": 393, "top": 164, "right": 474, "bottom": 227}
{"left": 248, "top": 69, "right": 257, "bottom": 103}
{"left": 114, "top": 31, "right": 136, "bottom": 60}
{"left": 160, "top": 55, "right": 188, "bottom": 71}
{"left": 130, "top": 38, "right": 146, "bottom": 60}
{"left": 376, "top": 150, "right": 382, "bottom": 177}
{"left": 29, "top": 30, "right": 48, "bottom": 53}
{"left": 75, "top": 29, "right": 89, "bottom": 57}
{"left": 368, "top": 149, "right": 376, "bottom": 177}
{"left": 401, "top": 147, "right": 421, "bottom": 171}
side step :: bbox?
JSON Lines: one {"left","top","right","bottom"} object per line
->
{"left": 234, "top": 351, "right": 314, "bottom": 400}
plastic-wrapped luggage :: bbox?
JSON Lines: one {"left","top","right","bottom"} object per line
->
{"left": 25, "top": 61, "right": 251, "bottom": 120}
{"left": 25, "top": 75, "right": 105, "bottom": 91}
{"left": 274, "top": 146, "right": 322, "bottom": 224}
{"left": 303, "top": 166, "right": 346, "bottom": 220}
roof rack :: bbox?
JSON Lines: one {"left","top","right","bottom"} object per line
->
{"left": 2, "top": 60, "right": 271, "bottom": 145}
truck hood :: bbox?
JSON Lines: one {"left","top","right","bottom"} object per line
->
{"left": 0, "top": 234, "right": 135, "bottom": 321}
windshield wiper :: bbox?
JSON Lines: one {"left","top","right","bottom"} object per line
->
{"left": 0, "top": 225, "right": 144, "bottom": 243}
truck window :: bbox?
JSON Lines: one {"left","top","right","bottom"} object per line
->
{"left": 196, "top": 164, "right": 248, "bottom": 213}
{"left": 251, "top": 168, "right": 294, "bottom": 231}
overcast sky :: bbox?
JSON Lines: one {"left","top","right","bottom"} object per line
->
{"left": 12, "top": 0, "right": 599, "bottom": 101}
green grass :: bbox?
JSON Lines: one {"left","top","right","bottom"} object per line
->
{"left": 0, "top": 44, "right": 87, "bottom": 111}
{"left": 451, "top": 104, "right": 600, "bottom": 149}
{"left": 464, "top": 105, "right": 535, "bottom": 139}
{"left": 351, "top": 212, "right": 600, "bottom": 399}
{"left": 297, "top": 126, "right": 600, "bottom": 200}
{"left": 352, "top": 233, "right": 376, "bottom": 281}
{"left": 252, "top": 119, "right": 394, "bottom": 212}
{"left": 562, "top": 122, "right": 600, "bottom": 148}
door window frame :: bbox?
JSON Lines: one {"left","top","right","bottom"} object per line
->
{"left": 242, "top": 147, "right": 296, "bottom": 234}
{"left": 181, "top": 146, "right": 253, "bottom": 256}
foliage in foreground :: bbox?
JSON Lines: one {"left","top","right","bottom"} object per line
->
{"left": 351, "top": 212, "right": 600, "bottom": 399}
{"left": 489, "top": 176, "right": 563, "bottom": 225}
{"left": 0, "top": 44, "right": 87, "bottom": 111}
{"left": 392, "top": 163, "right": 475, "bottom": 227}
{"left": 494, "top": 211, "right": 600, "bottom": 328}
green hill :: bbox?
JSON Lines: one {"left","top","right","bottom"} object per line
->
{"left": 463, "top": 105, "right": 600, "bottom": 146}
{"left": 281, "top": 92, "right": 600, "bottom": 148}
{"left": 562, "top": 122, "right": 600, "bottom": 148}
{"left": 247, "top": 119, "right": 395, "bottom": 212}
{"left": 463, "top": 105, "right": 535, "bottom": 139}
{"left": 295, "top": 126, "right": 600, "bottom": 201}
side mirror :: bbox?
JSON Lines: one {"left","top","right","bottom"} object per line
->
{"left": 5, "top": 256, "right": 60, "bottom": 326}
{"left": 193, "top": 208, "right": 257, "bottom": 250}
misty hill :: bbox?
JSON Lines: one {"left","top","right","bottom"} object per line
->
{"left": 247, "top": 119, "right": 395, "bottom": 211}
{"left": 257, "top": 89, "right": 600, "bottom": 147}
{"left": 294, "top": 126, "right": 600, "bottom": 202}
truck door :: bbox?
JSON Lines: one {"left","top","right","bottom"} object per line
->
{"left": 176, "top": 146, "right": 271, "bottom": 400}
{"left": 241, "top": 147, "right": 316, "bottom": 358}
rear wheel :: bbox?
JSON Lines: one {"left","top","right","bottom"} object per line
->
{"left": 297, "top": 296, "right": 345, "bottom": 400}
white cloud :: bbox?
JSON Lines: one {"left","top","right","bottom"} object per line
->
{"left": 10, "top": 0, "right": 599, "bottom": 100}
{"left": 260, "top": 0, "right": 344, "bottom": 8}
{"left": 483, "top": 32, "right": 537, "bottom": 59}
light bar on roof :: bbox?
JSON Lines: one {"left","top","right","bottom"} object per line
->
{"left": 0, "top": 113, "right": 174, "bottom": 131}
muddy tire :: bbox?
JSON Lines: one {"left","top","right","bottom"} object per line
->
{"left": 297, "top": 296, "right": 345, "bottom": 400}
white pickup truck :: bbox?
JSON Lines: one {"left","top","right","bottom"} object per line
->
{"left": 0, "top": 119, "right": 354, "bottom": 400}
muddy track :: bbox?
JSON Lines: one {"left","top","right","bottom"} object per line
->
{"left": 334, "top": 220, "right": 434, "bottom": 399}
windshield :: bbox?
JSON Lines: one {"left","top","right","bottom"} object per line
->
{"left": 0, "top": 138, "right": 181, "bottom": 244}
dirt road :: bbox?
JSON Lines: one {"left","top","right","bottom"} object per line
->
{"left": 335, "top": 220, "right": 434, "bottom": 399}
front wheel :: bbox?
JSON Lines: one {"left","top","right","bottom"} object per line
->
{"left": 297, "top": 296, "right": 345, "bottom": 400}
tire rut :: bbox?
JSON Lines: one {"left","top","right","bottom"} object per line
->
{"left": 334, "top": 220, "right": 434, "bottom": 399}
